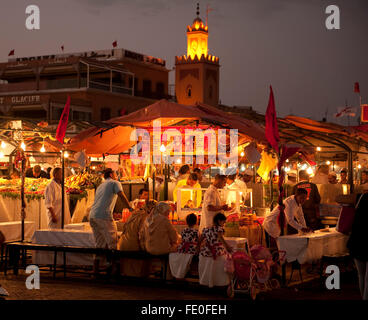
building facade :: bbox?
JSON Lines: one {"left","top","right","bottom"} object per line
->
{"left": 0, "top": 48, "right": 169, "bottom": 122}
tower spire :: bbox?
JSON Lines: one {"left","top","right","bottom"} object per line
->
{"left": 196, "top": 3, "right": 200, "bottom": 17}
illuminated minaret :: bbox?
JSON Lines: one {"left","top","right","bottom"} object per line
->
{"left": 175, "top": 3, "right": 220, "bottom": 106}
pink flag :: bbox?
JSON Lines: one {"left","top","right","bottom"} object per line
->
{"left": 265, "top": 86, "right": 280, "bottom": 153}
{"left": 56, "top": 96, "right": 71, "bottom": 144}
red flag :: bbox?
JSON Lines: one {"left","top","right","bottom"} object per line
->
{"left": 112, "top": 40, "right": 117, "bottom": 48}
{"left": 8, "top": 49, "right": 15, "bottom": 56}
{"left": 361, "top": 104, "right": 368, "bottom": 123}
{"left": 56, "top": 96, "right": 71, "bottom": 144}
{"left": 265, "top": 86, "right": 280, "bottom": 153}
{"left": 354, "top": 82, "right": 360, "bottom": 94}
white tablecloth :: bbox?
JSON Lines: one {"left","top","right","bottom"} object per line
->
{"left": 224, "top": 237, "right": 248, "bottom": 251}
{"left": 0, "top": 196, "right": 48, "bottom": 229}
{"left": 0, "top": 221, "right": 36, "bottom": 242}
{"left": 64, "top": 223, "right": 91, "bottom": 231}
{"left": 70, "top": 189, "right": 95, "bottom": 223}
{"left": 277, "top": 228, "right": 349, "bottom": 264}
{"left": 32, "top": 229, "right": 96, "bottom": 266}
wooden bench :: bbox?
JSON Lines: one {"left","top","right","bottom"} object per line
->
{"left": 3, "top": 242, "right": 169, "bottom": 281}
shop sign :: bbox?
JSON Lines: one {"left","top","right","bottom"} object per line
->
{"left": 0, "top": 95, "right": 40, "bottom": 105}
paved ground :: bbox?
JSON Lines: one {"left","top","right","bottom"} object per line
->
{"left": 0, "top": 267, "right": 362, "bottom": 300}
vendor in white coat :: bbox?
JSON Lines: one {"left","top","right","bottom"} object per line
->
{"left": 199, "top": 174, "right": 231, "bottom": 232}
{"left": 224, "top": 167, "right": 245, "bottom": 210}
{"left": 263, "top": 188, "right": 312, "bottom": 239}
{"left": 44, "top": 167, "right": 71, "bottom": 229}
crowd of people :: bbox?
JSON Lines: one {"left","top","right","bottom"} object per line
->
{"left": 81, "top": 168, "right": 238, "bottom": 288}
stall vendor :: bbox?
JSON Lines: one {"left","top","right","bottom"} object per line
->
{"left": 173, "top": 173, "right": 202, "bottom": 208}
{"left": 26, "top": 165, "right": 48, "bottom": 179}
{"left": 224, "top": 167, "right": 246, "bottom": 209}
{"left": 263, "top": 188, "right": 312, "bottom": 239}
{"left": 339, "top": 168, "right": 348, "bottom": 184}
{"left": 292, "top": 170, "right": 321, "bottom": 230}
{"left": 199, "top": 174, "right": 230, "bottom": 232}
{"left": 44, "top": 167, "right": 71, "bottom": 229}
{"left": 130, "top": 188, "right": 149, "bottom": 210}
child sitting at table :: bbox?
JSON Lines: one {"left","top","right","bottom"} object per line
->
{"left": 197, "top": 213, "right": 233, "bottom": 288}
{"left": 169, "top": 213, "right": 199, "bottom": 279}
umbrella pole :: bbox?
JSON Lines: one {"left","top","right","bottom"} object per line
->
{"left": 61, "top": 150, "right": 65, "bottom": 229}
{"left": 348, "top": 151, "right": 354, "bottom": 193}
{"left": 164, "top": 164, "right": 169, "bottom": 201}
{"left": 21, "top": 155, "right": 25, "bottom": 242}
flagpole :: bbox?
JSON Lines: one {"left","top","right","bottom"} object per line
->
{"left": 61, "top": 149, "right": 65, "bottom": 229}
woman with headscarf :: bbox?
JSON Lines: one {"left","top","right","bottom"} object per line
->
{"left": 139, "top": 202, "right": 179, "bottom": 255}
{"left": 118, "top": 201, "right": 156, "bottom": 277}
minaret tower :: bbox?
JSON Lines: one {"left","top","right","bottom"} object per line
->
{"left": 175, "top": 3, "right": 220, "bottom": 106}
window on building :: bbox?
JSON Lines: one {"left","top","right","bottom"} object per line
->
{"left": 156, "top": 82, "right": 165, "bottom": 99}
{"left": 186, "top": 85, "right": 192, "bottom": 98}
{"left": 100, "top": 108, "right": 111, "bottom": 121}
{"left": 72, "top": 110, "right": 92, "bottom": 121}
{"left": 52, "top": 107, "right": 63, "bottom": 120}
{"left": 143, "top": 79, "right": 152, "bottom": 97}
{"left": 134, "top": 77, "right": 139, "bottom": 95}
{"left": 13, "top": 109, "right": 47, "bottom": 119}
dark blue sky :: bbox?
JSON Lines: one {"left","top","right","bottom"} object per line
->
{"left": 1, "top": 0, "right": 367, "bottom": 124}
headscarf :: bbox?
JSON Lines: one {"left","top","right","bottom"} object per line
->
{"left": 145, "top": 202, "right": 171, "bottom": 229}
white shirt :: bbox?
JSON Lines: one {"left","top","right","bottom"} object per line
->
{"left": 263, "top": 195, "right": 307, "bottom": 238}
{"left": 225, "top": 181, "right": 242, "bottom": 207}
{"left": 312, "top": 173, "right": 329, "bottom": 184}
{"left": 199, "top": 184, "right": 222, "bottom": 232}
{"left": 44, "top": 179, "right": 70, "bottom": 229}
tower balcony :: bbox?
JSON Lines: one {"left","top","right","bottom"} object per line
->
{"left": 175, "top": 54, "right": 219, "bottom": 65}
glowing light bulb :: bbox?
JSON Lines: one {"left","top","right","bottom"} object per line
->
{"left": 286, "top": 159, "right": 289, "bottom": 163}
{"left": 307, "top": 167, "right": 313, "bottom": 175}
{"left": 301, "top": 164, "right": 307, "bottom": 170}
{"left": 358, "top": 164, "right": 362, "bottom": 169}
{"left": 1, "top": 141, "right": 5, "bottom": 149}
{"left": 240, "top": 152, "right": 245, "bottom": 157}
{"left": 284, "top": 167, "right": 290, "bottom": 172}
{"left": 160, "top": 144, "right": 166, "bottom": 153}
{"left": 64, "top": 151, "right": 69, "bottom": 158}
{"left": 40, "top": 145, "right": 46, "bottom": 153}
{"left": 326, "top": 161, "right": 331, "bottom": 165}
{"left": 0, "top": 152, "right": 4, "bottom": 158}
{"left": 21, "top": 142, "right": 26, "bottom": 151}
{"left": 240, "top": 164, "right": 245, "bottom": 172}
{"left": 316, "top": 147, "right": 321, "bottom": 152}
{"left": 176, "top": 158, "right": 181, "bottom": 164}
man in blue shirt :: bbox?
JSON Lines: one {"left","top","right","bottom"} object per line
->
{"left": 89, "top": 168, "right": 132, "bottom": 274}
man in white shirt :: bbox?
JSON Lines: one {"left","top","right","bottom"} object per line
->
{"left": 44, "top": 167, "right": 71, "bottom": 229}
{"left": 89, "top": 168, "right": 132, "bottom": 273}
{"left": 199, "top": 174, "right": 231, "bottom": 232}
{"left": 263, "top": 188, "right": 312, "bottom": 239}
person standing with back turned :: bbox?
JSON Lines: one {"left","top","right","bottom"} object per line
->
{"left": 89, "top": 168, "right": 132, "bottom": 274}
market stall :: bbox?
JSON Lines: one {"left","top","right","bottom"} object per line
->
{"left": 65, "top": 100, "right": 268, "bottom": 245}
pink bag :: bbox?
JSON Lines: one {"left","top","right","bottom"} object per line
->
{"left": 336, "top": 195, "right": 362, "bottom": 235}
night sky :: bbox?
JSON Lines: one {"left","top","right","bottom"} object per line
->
{"left": 1, "top": 0, "right": 367, "bottom": 124}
